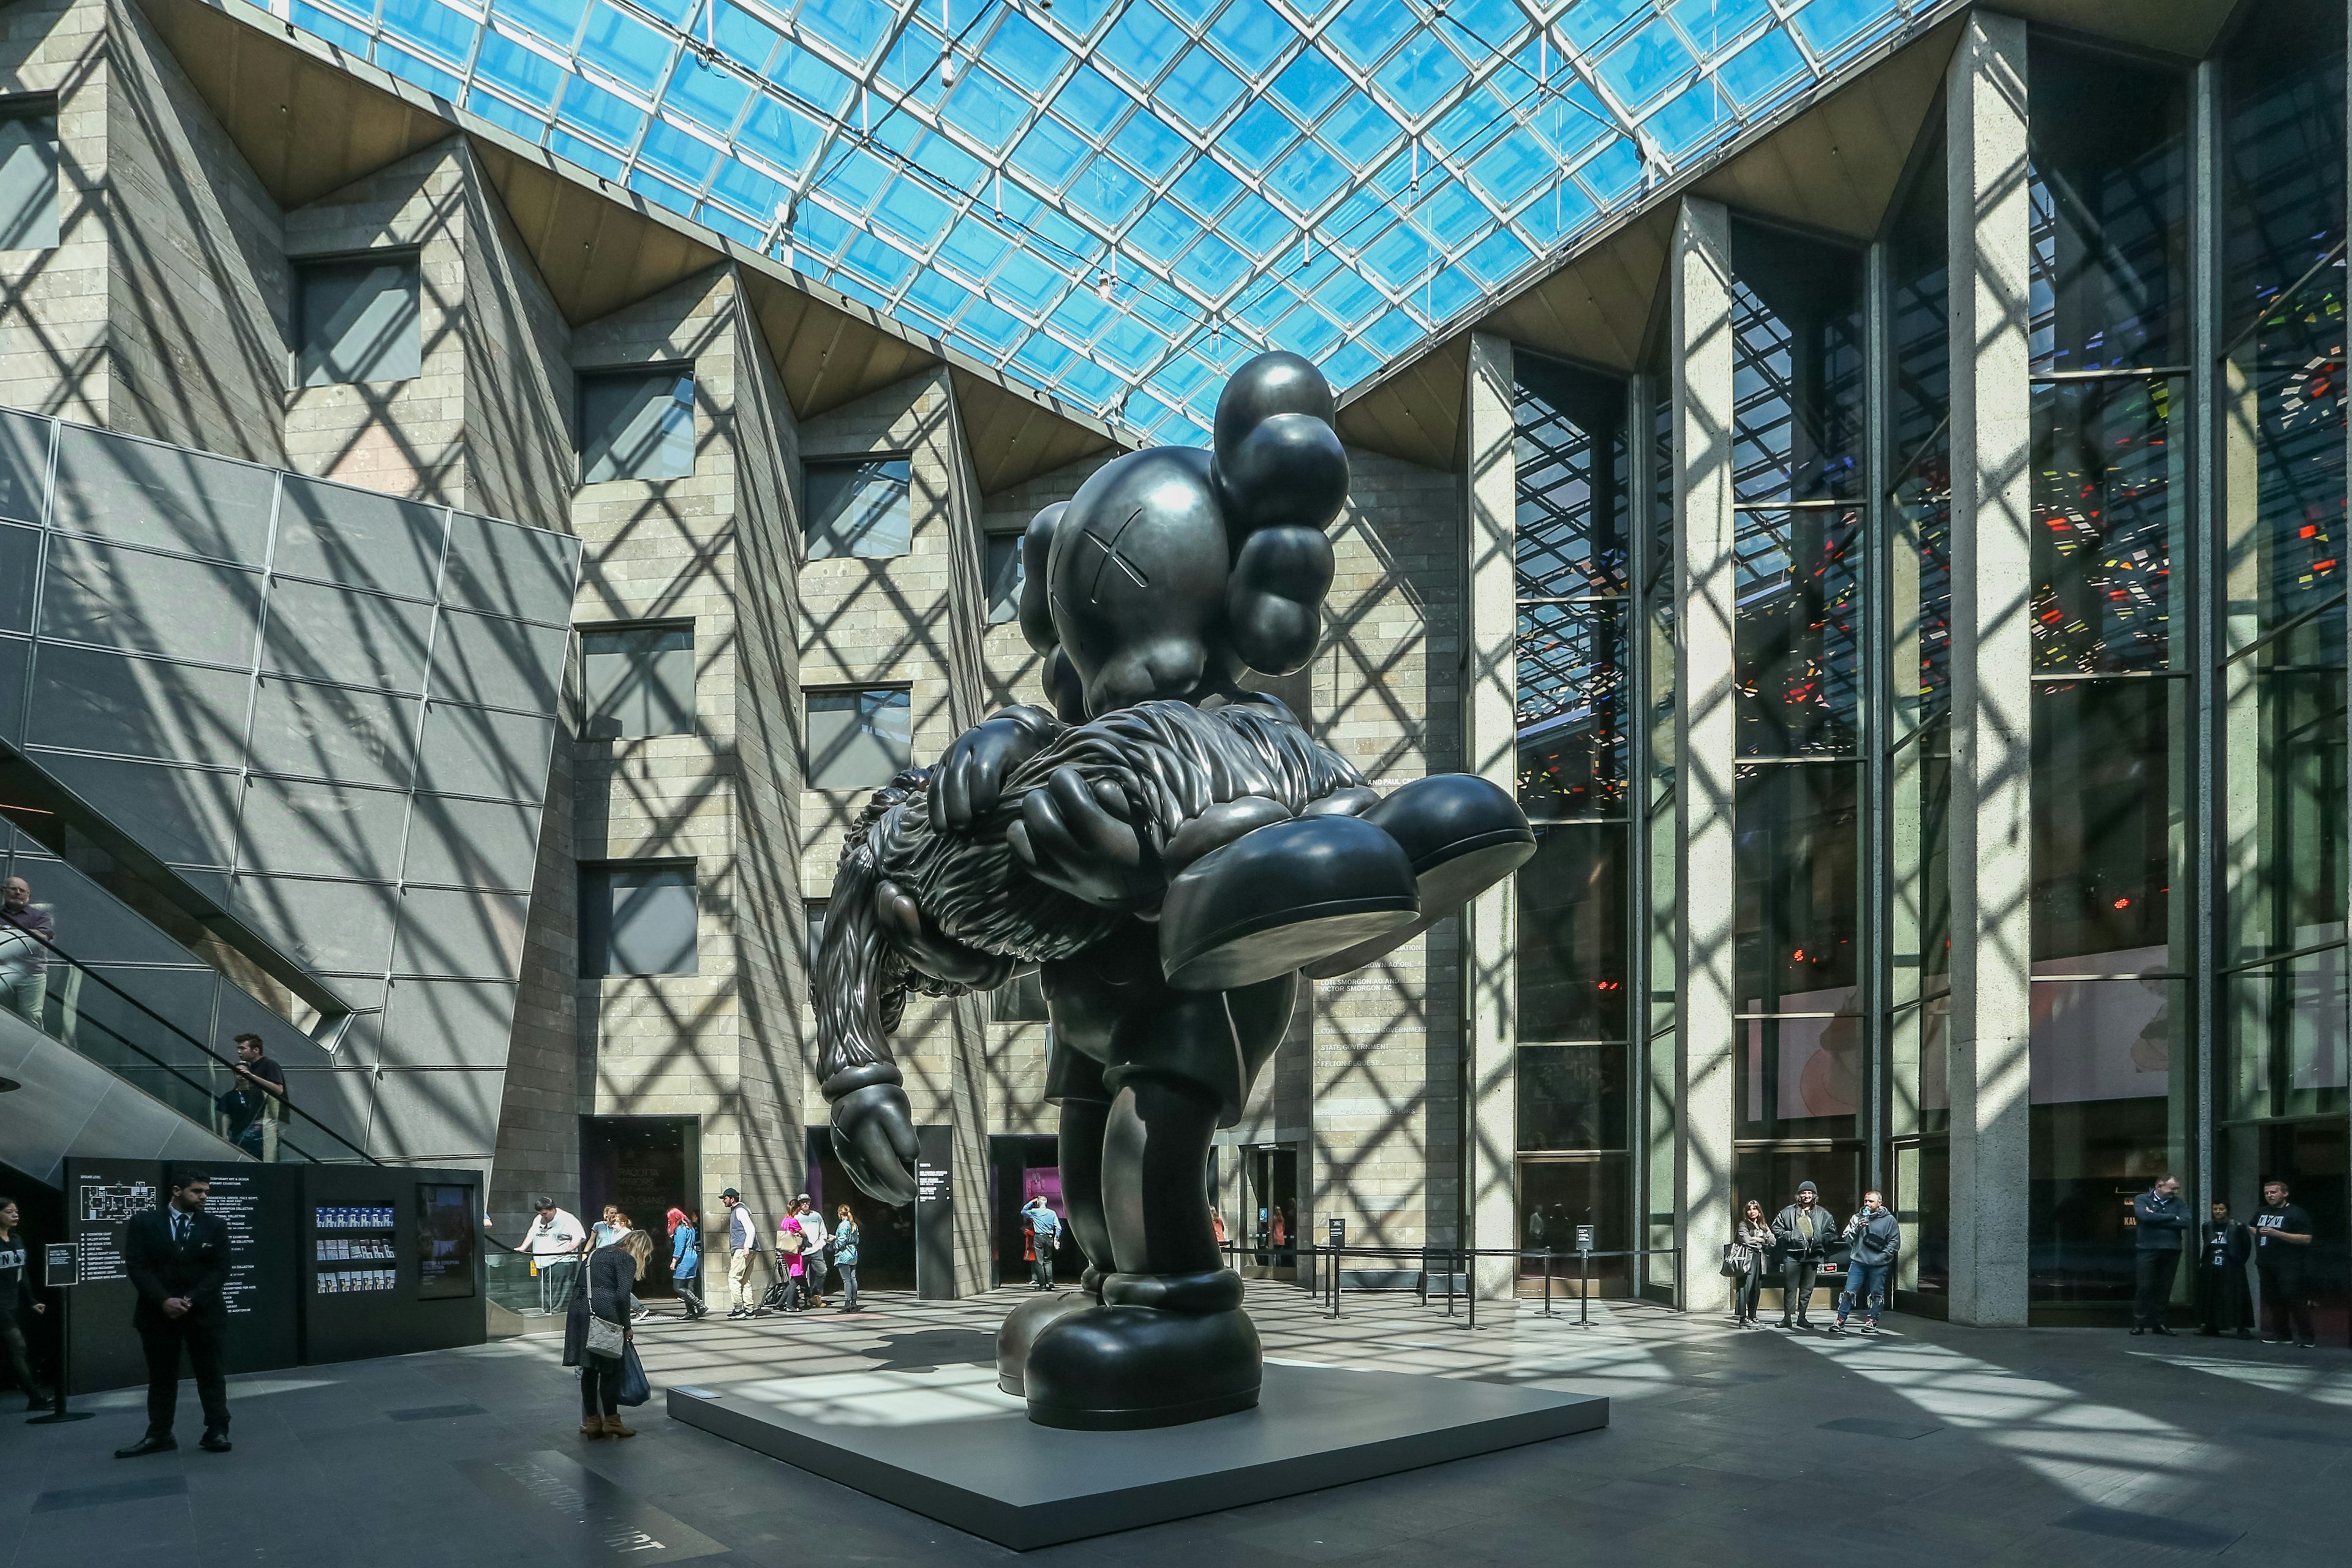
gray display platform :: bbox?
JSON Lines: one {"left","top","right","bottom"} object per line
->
{"left": 666, "top": 1357, "right": 1607, "bottom": 1550}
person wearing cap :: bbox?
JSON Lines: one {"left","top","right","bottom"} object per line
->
{"left": 720, "top": 1189, "right": 760, "bottom": 1317}
{"left": 1770, "top": 1180, "right": 1834, "bottom": 1329}
{"left": 793, "top": 1195, "right": 831, "bottom": 1309}
{"left": 522, "top": 1196, "right": 587, "bottom": 1312}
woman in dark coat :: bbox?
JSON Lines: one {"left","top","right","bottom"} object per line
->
{"left": 563, "top": 1228, "right": 649, "bottom": 1438}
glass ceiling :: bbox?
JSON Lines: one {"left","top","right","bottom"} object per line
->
{"left": 270, "top": 0, "right": 1921, "bottom": 445}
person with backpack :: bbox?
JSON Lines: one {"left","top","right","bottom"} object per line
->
{"left": 1023, "top": 1197, "right": 1062, "bottom": 1291}
{"left": 720, "top": 1189, "right": 760, "bottom": 1317}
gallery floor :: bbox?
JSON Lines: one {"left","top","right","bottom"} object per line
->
{"left": 0, "top": 1286, "right": 2342, "bottom": 1567}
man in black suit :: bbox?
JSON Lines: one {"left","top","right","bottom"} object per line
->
{"left": 115, "top": 1170, "right": 233, "bottom": 1457}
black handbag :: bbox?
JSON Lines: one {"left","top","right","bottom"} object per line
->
{"left": 1720, "top": 1242, "right": 1751, "bottom": 1280}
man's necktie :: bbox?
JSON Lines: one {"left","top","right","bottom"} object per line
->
{"left": 173, "top": 1212, "right": 187, "bottom": 1246}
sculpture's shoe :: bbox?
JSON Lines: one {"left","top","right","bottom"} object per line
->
{"left": 995, "top": 1287, "right": 1095, "bottom": 1396}
{"left": 1299, "top": 774, "right": 1536, "bottom": 979}
{"left": 1158, "top": 813, "right": 1417, "bottom": 990}
{"left": 1023, "top": 1302, "right": 1262, "bottom": 1430}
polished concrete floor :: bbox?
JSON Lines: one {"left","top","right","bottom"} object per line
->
{"left": 0, "top": 1286, "right": 2343, "bottom": 1567}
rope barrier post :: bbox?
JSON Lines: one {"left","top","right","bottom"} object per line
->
{"left": 1542, "top": 1245, "right": 1553, "bottom": 1317}
{"left": 1466, "top": 1246, "right": 1476, "bottom": 1331}
{"left": 1574, "top": 1224, "right": 1593, "bottom": 1329}
{"left": 1326, "top": 1218, "right": 1344, "bottom": 1320}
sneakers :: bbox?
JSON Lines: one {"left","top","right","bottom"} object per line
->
{"left": 1861, "top": 1320, "right": 1879, "bottom": 1335}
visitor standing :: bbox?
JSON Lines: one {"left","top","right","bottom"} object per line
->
{"left": 566, "top": 1228, "right": 648, "bottom": 1439}
{"left": 670, "top": 1209, "right": 706, "bottom": 1319}
{"left": 590, "top": 1205, "right": 626, "bottom": 1250}
{"left": 0, "top": 1197, "right": 50, "bottom": 1408}
{"left": 217, "top": 1035, "right": 287, "bottom": 1163}
{"left": 2195, "top": 1199, "right": 2253, "bottom": 1338}
{"left": 774, "top": 1204, "right": 806, "bottom": 1307}
{"left": 795, "top": 1196, "right": 831, "bottom": 1308}
{"left": 1835, "top": 1191, "right": 1900, "bottom": 1333}
{"left": 522, "top": 1196, "right": 587, "bottom": 1310}
{"left": 1771, "top": 1180, "right": 1834, "bottom": 1328}
{"left": 2130, "top": 1175, "right": 2187, "bottom": 1336}
{"left": 832, "top": 1205, "right": 861, "bottom": 1313}
{"left": 1730, "top": 1199, "right": 1771, "bottom": 1327}
{"left": 722, "top": 1189, "right": 760, "bottom": 1317}
{"left": 1024, "top": 1197, "right": 1062, "bottom": 1291}
{"left": 0, "top": 875, "right": 53, "bottom": 1027}
{"left": 115, "top": 1171, "right": 232, "bottom": 1457}
{"left": 2252, "top": 1179, "right": 2318, "bottom": 1348}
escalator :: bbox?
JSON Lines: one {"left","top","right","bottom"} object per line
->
{"left": 0, "top": 933, "right": 376, "bottom": 1185}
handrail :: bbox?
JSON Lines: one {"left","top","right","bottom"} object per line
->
{"left": 15, "top": 933, "right": 380, "bottom": 1165}
{"left": 1231, "top": 1242, "right": 1687, "bottom": 1327}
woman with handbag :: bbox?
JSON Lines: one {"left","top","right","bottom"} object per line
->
{"left": 565, "top": 1227, "right": 650, "bottom": 1438}
{"left": 1729, "top": 1200, "right": 1772, "bottom": 1327}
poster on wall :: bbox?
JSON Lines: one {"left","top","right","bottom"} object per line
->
{"left": 64, "top": 1158, "right": 158, "bottom": 1396}
{"left": 415, "top": 1183, "right": 477, "bottom": 1300}
{"left": 205, "top": 1166, "right": 300, "bottom": 1375}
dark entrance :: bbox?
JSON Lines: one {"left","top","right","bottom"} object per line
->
{"left": 579, "top": 1115, "right": 698, "bottom": 1297}
{"left": 804, "top": 1128, "right": 915, "bottom": 1291}
{"left": 989, "top": 1134, "right": 1080, "bottom": 1287}
{"left": 1242, "top": 1144, "right": 1299, "bottom": 1280}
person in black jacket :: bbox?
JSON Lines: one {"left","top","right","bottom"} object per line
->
{"left": 2130, "top": 1175, "right": 2187, "bottom": 1335}
{"left": 564, "top": 1228, "right": 649, "bottom": 1439}
{"left": 1834, "top": 1192, "right": 1901, "bottom": 1335}
{"left": 2252, "top": 1179, "right": 2318, "bottom": 1348}
{"left": 2195, "top": 1199, "right": 2253, "bottom": 1338}
{"left": 115, "top": 1170, "right": 233, "bottom": 1457}
{"left": 0, "top": 1196, "right": 51, "bottom": 1408}
{"left": 1770, "top": 1181, "right": 1836, "bottom": 1329}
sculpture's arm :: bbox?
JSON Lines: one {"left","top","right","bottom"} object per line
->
{"left": 929, "top": 704, "right": 1065, "bottom": 831}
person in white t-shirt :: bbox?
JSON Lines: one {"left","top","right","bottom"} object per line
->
{"left": 793, "top": 1196, "right": 831, "bottom": 1308}
{"left": 522, "top": 1197, "right": 586, "bottom": 1310}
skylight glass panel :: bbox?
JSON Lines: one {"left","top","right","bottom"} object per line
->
{"left": 1207, "top": 0, "right": 1290, "bottom": 77}
{"left": 1101, "top": 2, "right": 1186, "bottom": 86}
{"left": 277, "top": 0, "right": 1918, "bottom": 443}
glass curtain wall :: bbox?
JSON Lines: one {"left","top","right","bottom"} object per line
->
{"left": 1726, "top": 217, "right": 1870, "bottom": 1231}
{"left": 2216, "top": 0, "right": 2350, "bottom": 1342}
{"left": 1513, "top": 352, "right": 1634, "bottom": 1294}
{"left": 1885, "top": 125, "right": 1954, "bottom": 1313}
{"left": 2024, "top": 39, "right": 2195, "bottom": 1313}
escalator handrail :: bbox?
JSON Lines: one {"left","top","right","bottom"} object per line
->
{"left": 28, "top": 934, "right": 380, "bottom": 1165}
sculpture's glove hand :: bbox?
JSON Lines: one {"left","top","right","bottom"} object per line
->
{"left": 831, "top": 1082, "right": 921, "bottom": 1206}
{"left": 930, "top": 708, "right": 1059, "bottom": 831}
{"left": 1005, "top": 766, "right": 1164, "bottom": 910}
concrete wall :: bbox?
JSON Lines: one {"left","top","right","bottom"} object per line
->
{"left": 565, "top": 263, "right": 807, "bottom": 1234}
{"left": 0, "top": 0, "right": 114, "bottom": 426}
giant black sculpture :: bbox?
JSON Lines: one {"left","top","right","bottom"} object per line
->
{"left": 814, "top": 353, "right": 1534, "bottom": 1430}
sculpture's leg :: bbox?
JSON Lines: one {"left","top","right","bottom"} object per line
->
{"left": 1022, "top": 948, "right": 1291, "bottom": 1430}
{"left": 996, "top": 1046, "right": 1111, "bottom": 1396}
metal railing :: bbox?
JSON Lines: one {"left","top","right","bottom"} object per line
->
{"left": 8, "top": 937, "right": 378, "bottom": 1164}
{"left": 1240, "top": 1243, "right": 1684, "bottom": 1327}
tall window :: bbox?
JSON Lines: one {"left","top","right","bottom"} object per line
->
{"left": 2217, "top": 0, "right": 2350, "bottom": 1327}
{"left": 984, "top": 532, "right": 1024, "bottom": 624}
{"left": 1727, "top": 216, "right": 1868, "bottom": 1226}
{"left": 1886, "top": 126, "right": 1953, "bottom": 1310}
{"left": 581, "top": 369, "right": 695, "bottom": 483}
{"left": 0, "top": 99, "right": 58, "bottom": 252}
{"left": 806, "top": 688, "right": 911, "bottom": 788}
{"left": 581, "top": 624, "right": 693, "bottom": 739}
{"left": 296, "top": 255, "right": 421, "bottom": 385}
{"left": 1512, "top": 351, "right": 1632, "bottom": 1292}
{"left": 2025, "top": 39, "right": 2192, "bottom": 1311}
{"left": 805, "top": 458, "right": 912, "bottom": 559}
{"left": 579, "top": 862, "right": 697, "bottom": 977}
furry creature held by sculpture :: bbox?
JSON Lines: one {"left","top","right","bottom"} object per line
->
{"left": 813, "top": 353, "right": 1534, "bottom": 1430}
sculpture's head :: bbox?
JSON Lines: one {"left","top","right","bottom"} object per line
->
{"left": 1017, "top": 352, "right": 1349, "bottom": 720}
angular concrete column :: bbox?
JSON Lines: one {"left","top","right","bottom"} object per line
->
{"left": 1944, "top": 9, "right": 2035, "bottom": 1327}
{"left": 1461, "top": 331, "right": 1518, "bottom": 1300}
{"left": 1672, "top": 197, "right": 1738, "bottom": 1311}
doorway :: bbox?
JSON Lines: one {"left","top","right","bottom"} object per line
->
{"left": 804, "top": 1127, "right": 915, "bottom": 1291}
{"left": 579, "top": 1115, "right": 698, "bottom": 1297}
{"left": 989, "top": 1134, "right": 1082, "bottom": 1287}
{"left": 1242, "top": 1144, "right": 1299, "bottom": 1281}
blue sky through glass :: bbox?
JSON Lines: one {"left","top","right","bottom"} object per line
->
{"left": 269, "top": 0, "right": 1919, "bottom": 445}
